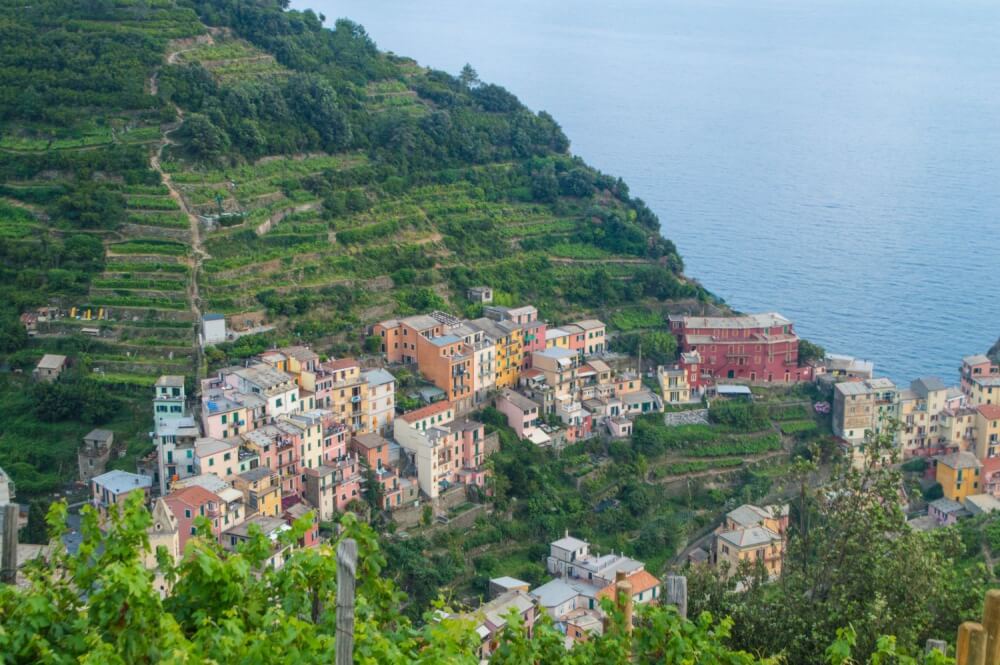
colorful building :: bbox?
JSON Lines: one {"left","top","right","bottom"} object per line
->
{"left": 935, "top": 451, "right": 982, "bottom": 502}
{"left": 669, "top": 312, "right": 813, "bottom": 384}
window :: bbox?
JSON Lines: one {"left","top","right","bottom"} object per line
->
{"left": 184, "top": 509, "right": 191, "bottom": 518}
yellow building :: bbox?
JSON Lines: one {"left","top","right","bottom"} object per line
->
{"left": 713, "top": 504, "right": 788, "bottom": 579}
{"left": 935, "top": 451, "right": 982, "bottom": 502}
{"left": 969, "top": 377, "right": 1000, "bottom": 407}
{"left": 473, "top": 318, "right": 523, "bottom": 390}
{"left": 974, "top": 405, "right": 1000, "bottom": 460}
{"left": 232, "top": 467, "right": 282, "bottom": 518}
{"left": 657, "top": 366, "right": 692, "bottom": 404}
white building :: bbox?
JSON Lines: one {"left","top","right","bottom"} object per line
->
{"left": 201, "top": 313, "right": 227, "bottom": 347}
{"left": 362, "top": 368, "right": 396, "bottom": 434}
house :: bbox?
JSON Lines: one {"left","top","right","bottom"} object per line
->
{"left": 200, "top": 389, "right": 255, "bottom": 440}
{"left": 146, "top": 498, "right": 180, "bottom": 597}
{"left": 79, "top": 428, "right": 114, "bottom": 483}
{"left": 201, "top": 313, "right": 227, "bottom": 346}
{"left": 822, "top": 354, "right": 875, "bottom": 380}
{"left": 969, "top": 376, "right": 1000, "bottom": 407}
{"left": 470, "top": 317, "right": 523, "bottom": 390}
{"left": 221, "top": 515, "right": 293, "bottom": 570}
{"left": 373, "top": 313, "right": 453, "bottom": 364}
{"left": 229, "top": 363, "right": 301, "bottom": 417}
{"left": 935, "top": 451, "right": 982, "bottom": 502}
{"left": 164, "top": 485, "right": 228, "bottom": 550}
{"left": 532, "top": 347, "right": 583, "bottom": 397}
{"left": 489, "top": 576, "right": 530, "bottom": 599}
{"left": 832, "top": 378, "right": 899, "bottom": 464}
{"left": 713, "top": 504, "right": 788, "bottom": 578}
{"left": 232, "top": 467, "right": 282, "bottom": 518}
{"left": 961, "top": 354, "right": 1000, "bottom": 398}
{"left": 193, "top": 437, "right": 242, "bottom": 479}
{"left": 463, "top": 590, "right": 537, "bottom": 659}
{"left": 394, "top": 402, "right": 494, "bottom": 500}
{"left": 283, "top": 500, "right": 320, "bottom": 548}
{"left": 575, "top": 320, "right": 607, "bottom": 356}
{"left": 974, "top": 404, "right": 1000, "bottom": 460}
{"left": 362, "top": 368, "right": 395, "bottom": 434}
{"left": 657, "top": 365, "right": 693, "bottom": 405}
{"left": 521, "top": 320, "right": 547, "bottom": 369}
{"left": 531, "top": 576, "right": 603, "bottom": 619}
{"left": 607, "top": 416, "right": 632, "bottom": 439}
{"left": 621, "top": 390, "right": 663, "bottom": 416}
{"left": 496, "top": 389, "right": 542, "bottom": 440}
{"left": 467, "top": 286, "right": 494, "bottom": 304}
{"left": 90, "top": 470, "right": 152, "bottom": 523}
{"left": 668, "top": 313, "right": 813, "bottom": 384}
{"left": 928, "top": 498, "right": 968, "bottom": 526}
{"left": 351, "top": 432, "right": 401, "bottom": 510}
{"left": 33, "top": 354, "right": 67, "bottom": 382}
{"left": 594, "top": 569, "right": 661, "bottom": 606}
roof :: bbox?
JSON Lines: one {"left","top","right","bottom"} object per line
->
{"left": 427, "top": 334, "right": 461, "bottom": 347}
{"left": 835, "top": 381, "right": 873, "bottom": 397}
{"left": 530, "top": 578, "right": 586, "bottom": 608}
{"left": 978, "top": 404, "right": 1000, "bottom": 420}
{"left": 499, "top": 389, "right": 539, "bottom": 412}
{"left": 401, "top": 314, "right": 440, "bottom": 331}
{"left": 574, "top": 319, "right": 605, "bottom": 331}
{"left": 596, "top": 570, "right": 660, "bottom": 600}
{"left": 216, "top": 487, "right": 243, "bottom": 504}
{"left": 716, "top": 385, "right": 753, "bottom": 396}
{"left": 929, "top": 498, "right": 965, "bottom": 514}
{"left": 587, "top": 359, "right": 611, "bottom": 373}
{"left": 490, "top": 576, "right": 529, "bottom": 589}
{"left": 676, "top": 312, "right": 792, "bottom": 330}
{"left": 362, "top": 368, "right": 394, "bottom": 386}
{"left": 156, "top": 375, "right": 185, "bottom": 388}
{"left": 279, "top": 345, "right": 319, "bottom": 362}
{"left": 225, "top": 515, "right": 289, "bottom": 539}
{"left": 912, "top": 376, "right": 947, "bottom": 396}
{"left": 174, "top": 473, "right": 230, "bottom": 494}
{"left": 399, "top": 400, "right": 452, "bottom": 424}
{"left": 717, "top": 526, "right": 782, "bottom": 548}
{"left": 36, "top": 354, "right": 66, "bottom": 370}
{"left": 84, "top": 428, "right": 113, "bottom": 443}
{"left": 552, "top": 534, "right": 588, "bottom": 552}
{"left": 195, "top": 437, "right": 238, "bottom": 457}
{"left": 324, "top": 358, "right": 360, "bottom": 372}
{"left": 536, "top": 347, "right": 577, "bottom": 360}
{"left": 352, "top": 432, "right": 390, "bottom": 449}
{"left": 237, "top": 467, "right": 273, "bottom": 483}
{"left": 688, "top": 547, "right": 710, "bottom": 563}
{"left": 623, "top": 390, "right": 660, "bottom": 405}
{"left": 974, "top": 377, "right": 1000, "bottom": 387}
{"left": 727, "top": 504, "right": 775, "bottom": 528}
{"left": 167, "top": 485, "right": 219, "bottom": 507}
{"left": 524, "top": 428, "right": 552, "bottom": 445}
{"left": 965, "top": 494, "right": 1000, "bottom": 515}
{"left": 937, "top": 451, "right": 981, "bottom": 471}
{"left": 92, "top": 470, "right": 152, "bottom": 494}
{"left": 545, "top": 327, "right": 571, "bottom": 340}
{"left": 479, "top": 590, "right": 535, "bottom": 629}
{"left": 235, "top": 364, "right": 294, "bottom": 390}
{"left": 203, "top": 313, "right": 225, "bottom": 321}
{"left": 964, "top": 354, "right": 992, "bottom": 366}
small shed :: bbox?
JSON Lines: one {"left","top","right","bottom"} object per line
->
{"left": 79, "top": 429, "right": 114, "bottom": 483}
{"left": 467, "top": 286, "right": 494, "bottom": 304}
{"left": 33, "top": 354, "right": 67, "bottom": 382}
{"left": 714, "top": 384, "right": 753, "bottom": 400}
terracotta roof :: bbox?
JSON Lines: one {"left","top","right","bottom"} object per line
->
{"left": 167, "top": 485, "right": 219, "bottom": 508}
{"left": 596, "top": 569, "right": 661, "bottom": 600}
{"left": 978, "top": 404, "right": 1000, "bottom": 420}
{"left": 399, "top": 400, "right": 453, "bottom": 423}
{"left": 324, "top": 358, "right": 360, "bottom": 371}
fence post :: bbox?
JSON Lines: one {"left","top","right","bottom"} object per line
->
{"left": 957, "top": 621, "right": 987, "bottom": 665}
{"left": 665, "top": 575, "right": 688, "bottom": 620}
{"left": 1, "top": 505, "right": 17, "bottom": 584}
{"left": 614, "top": 570, "right": 633, "bottom": 634}
{"left": 982, "top": 588, "right": 1000, "bottom": 665}
{"left": 336, "top": 538, "right": 357, "bottom": 665}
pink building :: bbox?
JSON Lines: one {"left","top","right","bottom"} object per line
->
{"left": 194, "top": 437, "right": 241, "bottom": 479}
{"left": 165, "top": 485, "right": 225, "bottom": 551}
{"left": 496, "top": 389, "right": 541, "bottom": 439}
{"left": 669, "top": 312, "right": 813, "bottom": 384}
{"left": 962, "top": 354, "right": 1000, "bottom": 398}
{"left": 521, "top": 320, "right": 547, "bottom": 369}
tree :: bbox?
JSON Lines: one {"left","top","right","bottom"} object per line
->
{"left": 361, "top": 463, "right": 385, "bottom": 515}
{"left": 0, "top": 312, "right": 27, "bottom": 353}
{"left": 458, "top": 63, "right": 480, "bottom": 88}
{"left": 179, "top": 113, "right": 230, "bottom": 162}
{"left": 21, "top": 500, "right": 50, "bottom": 545}
{"left": 689, "top": 427, "right": 988, "bottom": 662}
{"left": 798, "top": 338, "right": 825, "bottom": 366}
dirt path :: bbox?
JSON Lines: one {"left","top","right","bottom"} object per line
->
{"left": 147, "top": 37, "right": 216, "bottom": 384}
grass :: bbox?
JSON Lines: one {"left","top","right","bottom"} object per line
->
{"left": 109, "top": 240, "right": 189, "bottom": 256}
{"left": 780, "top": 420, "right": 819, "bottom": 435}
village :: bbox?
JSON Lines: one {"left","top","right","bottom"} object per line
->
{"left": 5, "top": 285, "right": 1000, "bottom": 654}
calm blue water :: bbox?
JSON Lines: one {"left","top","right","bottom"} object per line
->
{"left": 298, "top": 0, "right": 1000, "bottom": 383}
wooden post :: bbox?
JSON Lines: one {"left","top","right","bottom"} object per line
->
{"left": 957, "top": 621, "right": 987, "bottom": 665}
{"left": 336, "top": 538, "right": 357, "bottom": 665}
{"left": 615, "top": 570, "right": 633, "bottom": 634}
{"left": 982, "top": 588, "right": 1000, "bottom": 665}
{"left": 1, "top": 505, "right": 17, "bottom": 585}
{"left": 665, "top": 575, "right": 688, "bottom": 620}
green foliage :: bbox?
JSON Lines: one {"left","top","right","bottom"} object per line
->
{"left": 901, "top": 457, "right": 929, "bottom": 473}
{"left": 798, "top": 338, "right": 826, "bottom": 366}
{"left": 780, "top": 419, "right": 819, "bottom": 436}
{"left": 688, "top": 429, "right": 984, "bottom": 662}
{"left": 610, "top": 330, "right": 678, "bottom": 366}
{"left": 923, "top": 483, "right": 944, "bottom": 502}
{"left": 708, "top": 400, "right": 770, "bottom": 431}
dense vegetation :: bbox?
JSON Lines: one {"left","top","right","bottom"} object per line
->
{"left": 0, "top": 494, "right": 956, "bottom": 664}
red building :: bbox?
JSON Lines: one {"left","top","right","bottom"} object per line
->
{"left": 668, "top": 312, "right": 813, "bottom": 384}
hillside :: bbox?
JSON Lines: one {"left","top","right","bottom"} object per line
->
{"left": 0, "top": 0, "right": 711, "bottom": 492}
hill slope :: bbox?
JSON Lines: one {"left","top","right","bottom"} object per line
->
{"left": 0, "top": 0, "right": 712, "bottom": 492}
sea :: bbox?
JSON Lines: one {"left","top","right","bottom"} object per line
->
{"left": 296, "top": 0, "right": 1000, "bottom": 385}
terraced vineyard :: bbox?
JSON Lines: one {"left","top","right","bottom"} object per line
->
{"left": 0, "top": 0, "right": 714, "bottom": 493}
